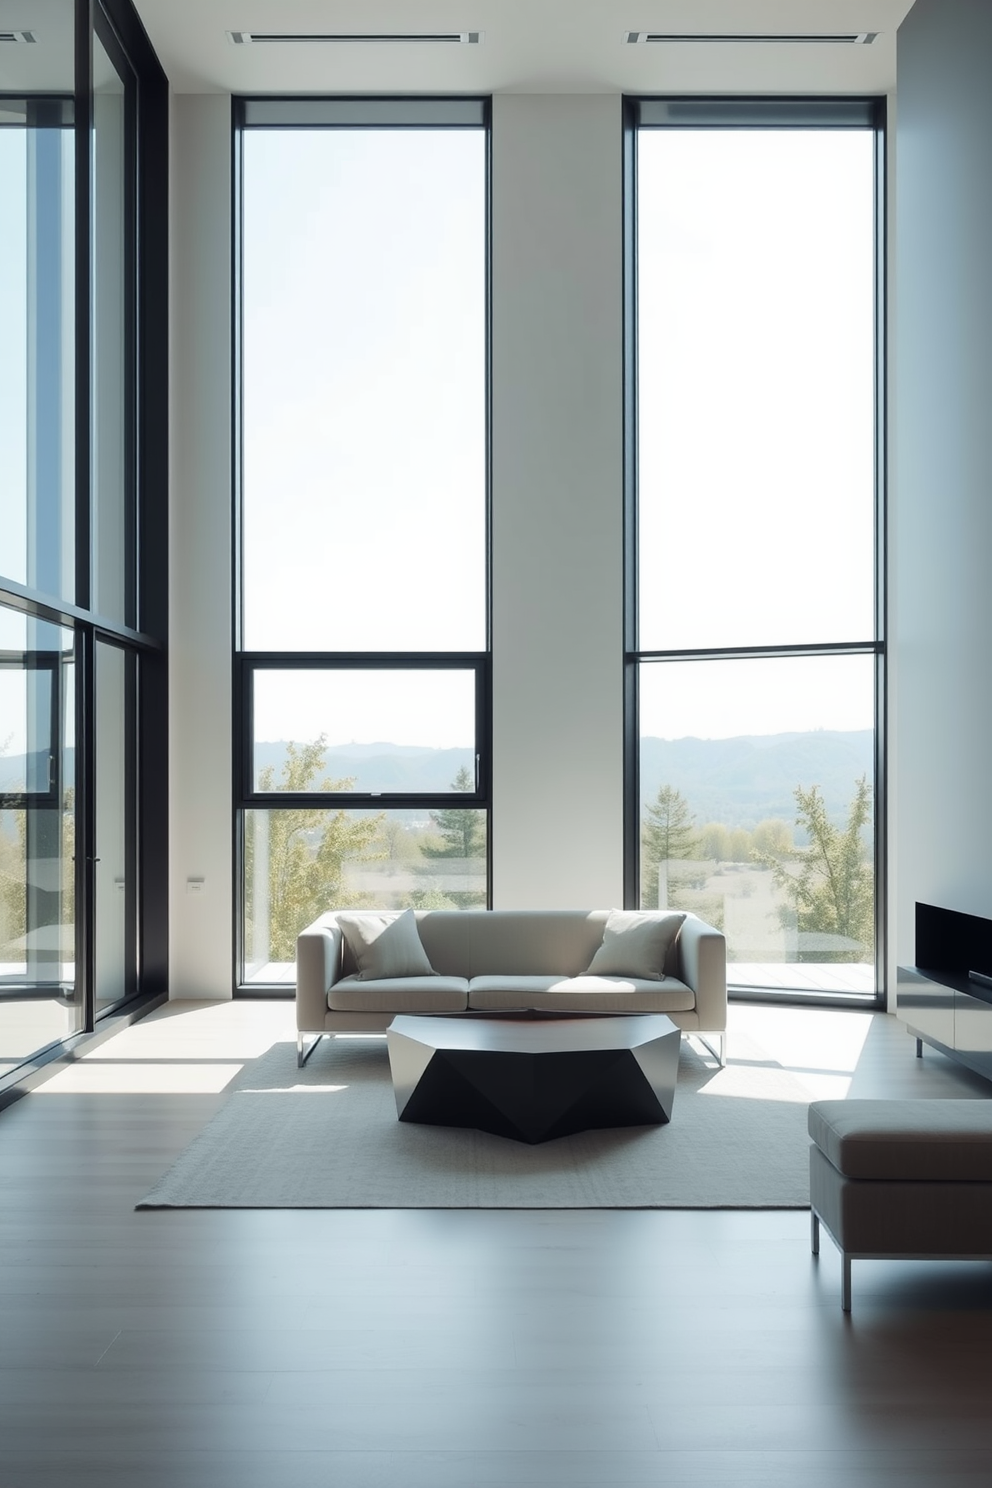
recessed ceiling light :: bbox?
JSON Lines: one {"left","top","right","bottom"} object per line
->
{"left": 228, "top": 30, "right": 484, "bottom": 46}
{"left": 624, "top": 31, "right": 878, "bottom": 45}
{"left": 0, "top": 29, "right": 37, "bottom": 43}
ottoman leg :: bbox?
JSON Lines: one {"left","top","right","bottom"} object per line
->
{"left": 841, "top": 1255, "right": 852, "bottom": 1313}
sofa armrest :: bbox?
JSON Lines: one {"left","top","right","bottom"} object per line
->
{"left": 296, "top": 915, "right": 344, "bottom": 1032}
{"left": 677, "top": 915, "right": 727, "bottom": 1032}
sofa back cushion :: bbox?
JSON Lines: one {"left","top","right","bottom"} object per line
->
{"left": 331, "top": 908, "right": 685, "bottom": 980}
{"left": 584, "top": 910, "right": 686, "bottom": 981}
{"left": 337, "top": 909, "right": 437, "bottom": 981}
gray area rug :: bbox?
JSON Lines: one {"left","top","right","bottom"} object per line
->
{"left": 138, "top": 1032, "right": 812, "bottom": 1209}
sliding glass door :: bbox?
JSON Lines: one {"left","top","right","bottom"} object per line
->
{"left": 0, "top": 0, "right": 168, "bottom": 1081}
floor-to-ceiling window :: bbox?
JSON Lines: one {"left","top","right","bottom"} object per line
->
{"left": 235, "top": 98, "right": 490, "bottom": 989}
{"left": 626, "top": 98, "right": 884, "bottom": 1004}
{"left": 0, "top": 0, "right": 167, "bottom": 1082}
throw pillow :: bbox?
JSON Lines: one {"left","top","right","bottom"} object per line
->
{"left": 336, "top": 909, "right": 437, "bottom": 981}
{"left": 583, "top": 910, "right": 686, "bottom": 982}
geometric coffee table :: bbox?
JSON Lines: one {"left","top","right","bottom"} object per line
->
{"left": 386, "top": 1012, "right": 681, "bottom": 1145}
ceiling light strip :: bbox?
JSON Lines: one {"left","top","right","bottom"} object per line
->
{"left": 228, "top": 31, "right": 483, "bottom": 46}
{"left": 624, "top": 31, "right": 877, "bottom": 46}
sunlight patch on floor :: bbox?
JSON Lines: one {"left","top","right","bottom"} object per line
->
{"left": 239, "top": 1083, "right": 349, "bottom": 1094}
{"left": 729, "top": 1002, "right": 873, "bottom": 1100}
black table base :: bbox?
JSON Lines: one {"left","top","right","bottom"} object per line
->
{"left": 387, "top": 1013, "right": 681, "bottom": 1145}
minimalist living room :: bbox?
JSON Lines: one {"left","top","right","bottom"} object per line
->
{"left": 4, "top": 0, "right": 992, "bottom": 1482}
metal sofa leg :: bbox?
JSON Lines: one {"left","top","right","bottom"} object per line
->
{"left": 297, "top": 1033, "right": 322, "bottom": 1068}
{"left": 811, "top": 1211, "right": 820, "bottom": 1256}
{"left": 696, "top": 1032, "right": 727, "bottom": 1067}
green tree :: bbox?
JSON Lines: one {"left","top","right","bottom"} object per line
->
{"left": 751, "top": 817, "right": 793, "bottom": 858}
{"left": 0, "top": 791, "right": 75, "bottom": 959}
{"left": 418, "top": 765, "right": 486, "bottom": 908}
{"left": 727, "top": 828, "right": 752, "bottom": 863}
{"left": 641, "top": 785, "right": 698, "bottom": 909}
{"left": 698, "top": 822, "right": 731, "bottom": 862}
{"left": 0, "top": 811, "right": 26, "bottom": 952}
{"left": 245, "top": 737, "right": 385, "bottom": 963}
{"left": 758, "top": 777, "right": 874, "bottom": 962}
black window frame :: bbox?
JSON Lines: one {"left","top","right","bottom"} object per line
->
{"left": 0, "top": 644, "right": 65, "bottom": 810}
{"left": 237, "top": 652, "right": 491, "bottom": 811}
{"left": 232, "top": 95, "right": 493, "bottom": 994}
{"left": 623, "top": 94, "right": 887, "bottom": 1011}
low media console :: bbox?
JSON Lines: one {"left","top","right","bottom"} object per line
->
{"left": 897, "top": 902, "right": 992, "bottom": 1083}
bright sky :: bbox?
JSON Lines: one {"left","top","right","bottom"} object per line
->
{"left": 639, "top": 651, "right": 874, "bottom": 739}
{"left": 637, "top": 129, "right": 876, "bottom": 740}
{"left": 253, "top": 667, "right": 475, "bottom": 751}
{"left": 0, "top": 133, "right": 28, "bottom": 587}
{"left": 241, "top": 129, "right": 486, "bottom": 660}
{"left": 637, "top": 129, "right": 876, "bottom": 663}
{"left": 1, "top": 122, "right": 877, "bottom": 754}
{"left": 241, "top": 123, "right": 876, "bottom": 748}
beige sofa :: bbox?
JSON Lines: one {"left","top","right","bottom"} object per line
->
{"left": 295, "top": 908, "right": 727, "bottom": 1068}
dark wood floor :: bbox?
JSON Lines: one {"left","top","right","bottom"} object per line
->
{"left": 2, "top": 1001, "right": 992, "bottom": 1487}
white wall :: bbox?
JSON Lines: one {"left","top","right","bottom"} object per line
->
{"left": 891, "top": 0, "right": 992, "bottom": 965}
{"left": 491, "top": 95, "right": 624, "bottom": 907}
{"left": 169, "top": 94, "right": 233, "bottom": 998}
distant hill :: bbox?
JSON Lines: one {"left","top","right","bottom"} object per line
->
{"left": 253, "top": 741, "right": 475, "bottom": 795}
{"left": 2, "top": 732, "right": 873, "bottom": 832}
{"left": 251, "top": 731, "right": 874, "bottom": 829}
{"left": 0, "top": 751, "right": 74, "bottom": 794}
{"left": 640, "top": 731, "right": 874, "bottom": 829}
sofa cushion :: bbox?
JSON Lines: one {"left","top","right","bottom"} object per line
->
{"left": 328, "top": 975, "right": 468, "bottom": 1013}
{"left": 584, "top": 910, "right": 685, "bottom": 981}
{"left": 456, "top": 911, "right": 609, "bottom": 977}
{"left": 468, "top": 974, "right": 695, "bottom": 1014}
{"left": 337, "top": 909, "right": 437, "bottom": 981}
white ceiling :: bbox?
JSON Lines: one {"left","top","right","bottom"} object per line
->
{"left": 128, "top": 0, "right": 917, "bottom": 95}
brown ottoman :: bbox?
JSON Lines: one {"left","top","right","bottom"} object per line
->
{"left": 808, "top": 1100, "right": 992, "bottom": 1311}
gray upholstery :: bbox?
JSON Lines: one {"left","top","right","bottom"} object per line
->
{"left": 329, "top": 975, "right": 469, "bottom": 1013}
{"left": 584, "top": 910, "right": 685, "bottom": 980}
{"left": 336, "top": 909, "right": 437, "bottom": 981}
{"left": 809, "top": 1099, "right": 992, "bottom": 1182}
{"left": 808, "top": 1098, "right": 992, "bottom": 1311}
{"left": 467, "top": 974, "right": 696, "bottom": 1014}
{"left": 810, "top": 1144, "right": 992, "bottom": 1255}
{"left": 296, "top": 908, "right": 726, "bottom": 1060}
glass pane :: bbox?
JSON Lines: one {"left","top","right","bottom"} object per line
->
{"left": 639, "top": 654, "right": 875, "bottom": 997}
{"left": 244, "top": 805, "right": 487, "bottom": 983}
{"left": 0, "top": 106, "right": 75, "bottom": 599}
{"left": 0, "top": 669, "right": 52, "bottom": 795}
{"left": 637, "top": 129, "right": 875, "bottom": 650}
{"left": 91, "top": 32, "right": 134, "bottom": 624}
{"left": 0, "top": 607, "right": 78, "bottom": 1073}
{"left": 242, "top": 128, "right": 486, "bottom": 651}
{"left": 252, "top": 670, "right": 477, "bottom": 794}
{"left": 94, "top": 639, "right": 134, "bottom": 1012}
